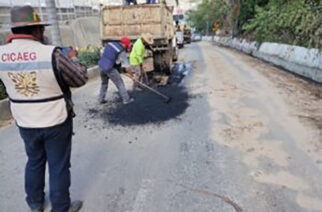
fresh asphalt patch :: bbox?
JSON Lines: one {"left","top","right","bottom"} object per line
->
{"left": 87, "top": 62, "right": 195, "bottom": 126}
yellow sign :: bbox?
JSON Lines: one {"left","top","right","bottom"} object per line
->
{"left": 213, "top": 20, "right": 220, "bottom": 32}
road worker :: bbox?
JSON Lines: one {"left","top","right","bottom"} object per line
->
{"left": 0, "top": 6, "right": 87, "bottom": 212}
{"left": 98, "top": 37, "right": 134, "bottom": 104}
{"left": 129, "top": 33, "right": 154, "bottom": 89}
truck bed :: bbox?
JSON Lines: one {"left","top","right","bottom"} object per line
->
{"left": 100, "top": 3, "right": 174, "bottom": 42}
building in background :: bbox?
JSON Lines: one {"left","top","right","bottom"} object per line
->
{"left": 0, "top": 0, "right": 101, "bottom": 29}
{"left": 0, "top": 0, "right": 98, "bottom": 7}
{"left": 0, "top": 0, "right": 200, "bottom": 26}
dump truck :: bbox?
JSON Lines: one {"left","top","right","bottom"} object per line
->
{"left": 100, "top": 3, "right": 177, "bottom": 74}
{"left": 178, "top": 24, "right": 191, "bottom": 44}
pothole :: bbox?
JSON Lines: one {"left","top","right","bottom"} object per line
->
{"left": 86, "top": 62, "right": 195, "bottom": 126}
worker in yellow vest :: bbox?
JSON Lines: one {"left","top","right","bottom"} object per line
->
{"left": 129, "top": 33, "right": 153, "bottom": 89}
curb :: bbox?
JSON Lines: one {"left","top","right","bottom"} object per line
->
{"left": 0, "top": 65, "right": 100, "bottom": 122}
{"left": 211, "top": 36, "right": 322, "bottom": 83}
{"left": 0, "top": 98, "right": 10, "bottom": 121}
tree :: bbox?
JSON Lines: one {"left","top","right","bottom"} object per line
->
{"left": 242, "top": 0, "right": 322, "bottom": 48}
{"left": 186, "top": 0, "right": 231, "bottom": 35}
{"left": 229, "top": 0, "right": 240, "bottom": 36}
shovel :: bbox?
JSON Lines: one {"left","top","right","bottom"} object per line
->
{"left": 124, "top": 74, "right": 172, "bottom": 104}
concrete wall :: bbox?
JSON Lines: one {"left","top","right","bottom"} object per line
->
{"left": 43, "top": 17, "right": 101, "bottom": 48}
{"left": 212, "top": 36, "right": 322, "bottom": 83}
{"left": 0, "top": 17, "right": 100, "bottom": 48}
{"left": 68, "top": 17, "right": 101, "bottom": 48}
{"left": 0, "top": 99, "right": 11, "bottom": 121}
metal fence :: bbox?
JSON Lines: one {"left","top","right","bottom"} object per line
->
{"left": 0, "top": 6, "right": 99, "bottom": 28}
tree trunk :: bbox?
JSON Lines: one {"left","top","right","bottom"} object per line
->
{"left": 229, "top": 0, "right": 241, "bottom": 37}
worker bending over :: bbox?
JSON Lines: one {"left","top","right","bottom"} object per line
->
{"left": 98, "top": 37, "right": 134, "bottom": 104}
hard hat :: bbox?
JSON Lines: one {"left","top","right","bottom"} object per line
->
{"left": 121, "top": 37, "right": 131, "bottom": 50}
{"left": 141, "top": 33, "right": 153, "bottom": 45}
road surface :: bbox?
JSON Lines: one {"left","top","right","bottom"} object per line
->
{"left": 1, "top": 41, "right": 322, "bottom": 212}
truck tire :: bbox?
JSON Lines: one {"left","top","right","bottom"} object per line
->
{"left": 154, "top": 50, "right": 173, "bottom": 75}
{"left": 173, "top": 47, "right": 178, "bottom": 62}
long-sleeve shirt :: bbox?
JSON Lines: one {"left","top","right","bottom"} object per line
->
{"left": 99, "top": 42, "right": 125, "bottom": 72}
{"left": 130, "top": 38, "right": 145, "bottom": 66}
{"left": 54, "top": 49, "right": 88, "bottom": 88}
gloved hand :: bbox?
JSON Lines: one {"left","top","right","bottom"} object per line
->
{"left": 125, "top": 67, "right": 134, "bottom": 77}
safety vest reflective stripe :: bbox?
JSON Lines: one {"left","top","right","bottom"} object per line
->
{"left": 108, "top": 42, "right": 122, "bottom": 53}
{"left": 0, "top": 61, "right": 52, "bottom": 71}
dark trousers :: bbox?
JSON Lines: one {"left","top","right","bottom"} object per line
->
{"left": 19, "top": 118, "right": 73, "bottom": 212}
{"left": 99, "top": 68, "right": 130, "bottom": 103}
{"left": 125, "top": 0, "right": 137, "bottom": 5}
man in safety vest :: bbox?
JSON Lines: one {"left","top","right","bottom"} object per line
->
{"left": 98, "top": 37, "right": 134, "bottom": 104}
{"left": 0, "top": 6, "right": 87, "bottom": 212}
{"left": 129, "top": 33, "right": 154, "bottom": 89}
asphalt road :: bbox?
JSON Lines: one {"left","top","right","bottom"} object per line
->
{"left": 1, "top": 41, "right": 322, "bottom": 212}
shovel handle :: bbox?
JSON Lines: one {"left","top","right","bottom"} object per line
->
{"left": 124, "top": 74, "right": 170, "bottom": 101}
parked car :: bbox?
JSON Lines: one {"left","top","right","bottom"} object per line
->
{"left": 192, "top": 33, "right": 202, "bottom": 42}
{"left": 176, "top": 31, "right": 184, "bottom": 48}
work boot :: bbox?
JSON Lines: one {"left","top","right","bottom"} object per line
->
{"left": 123, "top": 98, "right": 134, "bottom": 105}
{"left": 30, "top": 204, "right": 44, "bottom": 212}
{"left": 99, "top": 99, "right": 107, "bottom": 104}
{"left": 68, "top": 200, "right": 83, "bottom": 212}
{"left": 31, "top": 209, "right": 43, "bottom": 212}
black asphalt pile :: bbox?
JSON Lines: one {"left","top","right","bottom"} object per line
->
{"left": 87, "top": 62, "right": 193, "bottom": 126}
{"left": 100, "top": 85, "right": 189, "bottom": 126}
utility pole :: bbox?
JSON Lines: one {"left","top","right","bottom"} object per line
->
{"left": 72, "top": 0, "right": 76, "bottom": 19}
{"left": 45, "top": 0, "right": 62, "bottom": 45}
{"left": 56, "top": 0, "right": 62, "bottom": 21}
{"left": 38, "top": 0, "right": 44, "bottom": 21}
{"left": 89, "top": 0, "right": 94, "bottom": 16}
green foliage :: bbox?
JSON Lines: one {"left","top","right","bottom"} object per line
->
{"left": 186, "top": 0, "right": 231, "bottom": 34}
{"left": 188, "top": 0, "right": 321, "bottom": 48}
{"left": 239, "top": 0, "right": 256, "bottom": 27}
{"left": 0, "top": 80, "right": 7, "bottom": 100}
{"left": 78, "top": 50, "right": 101, "bottom": 68}
{"left": 242, "top": 0, "right": 322, "bottom": 48}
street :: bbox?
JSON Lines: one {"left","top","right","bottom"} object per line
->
{"left": 1, "top": 41, "right": 322, "bottom": 212}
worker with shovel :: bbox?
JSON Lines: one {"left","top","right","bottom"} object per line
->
{"left": 129, "top": 33, "right": 153, "bottom": 90}
{"left": 126, "top": 33, "right": 172, "bottom": 103}
{"left": 98, "top": 37, "right": 134, "bottom": 104}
